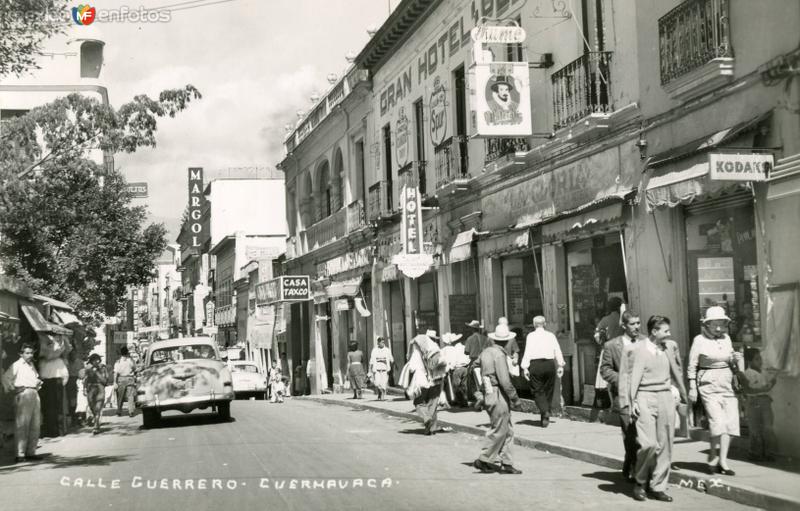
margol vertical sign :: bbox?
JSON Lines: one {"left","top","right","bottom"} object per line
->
{"left": 188, "top": 167, "right": 206, "bottom": 248}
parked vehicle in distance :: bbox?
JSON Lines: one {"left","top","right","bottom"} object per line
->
{"left": 135, "top": 337, "right": 234, "bottom": 428}
{"left": 229, "top": 360, "right": 268, "bottom": 400}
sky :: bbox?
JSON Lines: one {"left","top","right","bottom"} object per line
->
{"left": 62, "top": 0, "right": 392, "bottom": 239}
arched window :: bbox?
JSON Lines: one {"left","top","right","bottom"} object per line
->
{"left": 317, "top": 160, "right": 332, "bottom": 219}
{"left": 333, "top": 148, "right": 345, "bottom": 210}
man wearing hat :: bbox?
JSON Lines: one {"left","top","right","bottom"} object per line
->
{"left": 474, "top": 323, "right": 523, "bottom": 474}
{"left": 441, "top": 333, "right": 469, "bottom": 405}
{"left": 463, "top": 320, "right": 488, "bottom": 406}
{"left": 520, "top": 316, "right": 565, "bottom": 427}
{"left": 407, "top": 330, "right": 451, "bottom": 435}
{"left": 687, "top": 305, "right": 743, "bottom": 476}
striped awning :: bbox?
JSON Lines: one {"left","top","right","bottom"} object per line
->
{"left": 448, "top": 228, "right": 476, "bottom": 263}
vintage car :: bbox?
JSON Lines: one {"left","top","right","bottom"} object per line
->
{"left": 135, "top": 337, "right": 234, "bottom": 428}
{"left": 229, "top": 360, "right": 268, "bottom": 400}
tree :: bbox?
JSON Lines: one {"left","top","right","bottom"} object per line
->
{"left": 0, "top": 87, "right": 202, "bottom": 324}
{"left": 0, "top": 0, "right": 70, "bottom": 77}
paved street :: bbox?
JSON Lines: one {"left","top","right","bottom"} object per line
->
{"left": 0, "top": 399, "right": 758, "bottom": 511}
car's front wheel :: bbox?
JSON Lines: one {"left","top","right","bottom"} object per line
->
{"left": 218, "top": 401, "right": 231, "bottom": 421}
{"left": 142, "top": 408, "right": 160, "bottom": 429}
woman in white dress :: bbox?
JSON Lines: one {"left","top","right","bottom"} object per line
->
{"left": 688, "top": 306, "right": 744, "bottom": 476}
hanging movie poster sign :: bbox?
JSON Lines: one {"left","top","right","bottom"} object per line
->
{"left": 472, "top": 62, "right": 532, "bottom": 137}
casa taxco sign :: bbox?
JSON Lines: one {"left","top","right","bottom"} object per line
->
{"left": 708, "top": 153, "right": 773, "bottom": 181}
{"left": 392, "top": 185, "right": 433, "bottom": 279}
{"left": 255, "top": 276, "right": 311, "bottom": 305}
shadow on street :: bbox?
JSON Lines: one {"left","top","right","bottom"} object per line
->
{"left": 582, "top": 470, "right": 633, "bottom": 497}
{"left": 0, "top": 452, "right": 134, "bottom": 474}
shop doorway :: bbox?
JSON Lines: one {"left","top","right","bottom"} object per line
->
{"left": 566, "top": 234, "right": 627, "bottom": 404}
{"left": 321, "top": 302, "right": 333, "bottom": 389}
{"left": 685, "top": 200, "right": 759, "bottom": 346}
{"left": 388, "top": 280, "right": 406, "bottom": 384}
{"left": 414, "top": 272, "right": 439, "bottom": 335}
{"left": 501, "top": 250, "right": 544, "bottom": 332}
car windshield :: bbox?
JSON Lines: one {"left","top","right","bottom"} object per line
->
{"left": 232, "top": 364, "right": 259, "bottom": 373}
{"left": 149, "top": 344, "right": 218, "bottom": 365}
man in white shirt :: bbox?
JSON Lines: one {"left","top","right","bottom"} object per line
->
{"left": 113, "top": 346, "right": 137, "bottom": 417}
{"left": 2, "top": 343, "right": 43, "bottom": 463}
{"left": 521, "top": 316, "right": 564, "bottom": 427}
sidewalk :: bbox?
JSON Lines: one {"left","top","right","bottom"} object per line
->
{"left": 304, "top": 391, "right": 800, "bottom": 511}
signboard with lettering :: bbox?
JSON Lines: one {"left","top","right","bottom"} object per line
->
{"left": 393, "top": 185, "right": 433, "bottom": 278}
{"left": 316, "top": 247, "right": 371, "bottom": 278}
{"left": 125, "top": 182, "right": 148, "bottom": 198}
{"left": 113, "top": 331, "right": 134, "bottom": 344}
{"left": 187, "top": 167, "right": 206, "bottom": 248}
{"left": 334, "top": 298, "right": 350, "bottom": 312}
{"left": 708, "top": 153, "right": 773, "bottom": 181}
{"left": 472, "top": 61, "right": 531, "bottom": 137}
{"left": 395, "top": 107, "right": 410, "bottom": 167}
{"left": 429, "top": 77, "right": 448, "bottom": 146}
{"left": 246, "top": 245, "right": 282, "bottom": 260}
{"left": 255, "top": 276, "right": 311, "bottom": 305}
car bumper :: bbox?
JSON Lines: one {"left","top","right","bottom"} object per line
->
{"left": 138, "top": 391, "right": 234, "bottom": 411}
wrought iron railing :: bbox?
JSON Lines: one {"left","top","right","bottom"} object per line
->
{"left": 484, "top": 138, "right": 531, "bottom": 164}
{"left": 345, "top": 199, "right": 367, "bottom": 233}
{"left": 659, "top": 0, "right": 732, "bottom": 85}
{"left": 397, "top": 160, "right": 428, "bottom": 196}
{"left": 434, "top": 136, "right": 469, "bottom": 189}
{"left": 305, "top": 207, "right": 346, "bottom": 250}
{"left": 367, "top": 181, "right": 391, "bottom": 222}
{"left": 551, "top": 51, "right": 614, "bottom": 130}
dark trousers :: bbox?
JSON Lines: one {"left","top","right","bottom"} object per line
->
{"left": 414, "top": 382, "right": 442, "bottom": 433}
{"left": 39, "top": 378, "right": 63, "bottom": 438}
{"left": 620, "top": 419, "right": 638, "bottom": 476}
{"left": 529, "top": 359, "right": 556, "bottom": 418}
{"left": 65, "top": 376, "right": 79, "bottom": 419}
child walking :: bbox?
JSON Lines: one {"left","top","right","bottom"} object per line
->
{"left": 741, "top": 348, "right": 778, "bottom": 461}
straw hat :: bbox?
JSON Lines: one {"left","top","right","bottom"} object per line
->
{"left": 703, "top": 306, "right": 731, "bottom": 323}
{"left": 465, "top": 320, "right": 483, "bottom": 329}
{"left": 487, "top": 324, "right": 516, "bottom": 341}
{"left": 441, "top": 332, "right": 463, "bottom": 345}
{"left": 425, "top": 329, "right": 439, "bottom": 339}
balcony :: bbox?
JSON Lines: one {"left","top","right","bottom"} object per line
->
{"left": 367, "top": 180, "right": 392, "bottom": 223}
{"left": 345, "top": 199, "right": 367, "bottom": 234}
{"left": 659, "top": 0, "right": 733, "bottom": 100}
{"left": 397, "top": 161, "right": 428, "bottom": 197}
{"left": 434, "top": 136, "right": 471, "bottom": 194}
{"left": 552, "top": 51, "right": 614, "bottom": 132}
{"left": 484, "top": 138, "right": 530, "bottom": 165}
{"left": 305, "top": 207, "right": 346, "bottom": 251}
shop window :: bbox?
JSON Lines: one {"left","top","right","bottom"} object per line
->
{"left": 500, "top": 252, "right": 544, "bottom": 329}
{"left": 415, "top": 273, "right": 438, "bottom": 333}
{"left": 686, "top": 203, "right": 759, "bottom": 345}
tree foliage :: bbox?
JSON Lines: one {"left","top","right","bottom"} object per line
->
{"left": 0, "top": 0, "right": 70, "bottom": 77}
{"left": 0, "top": 87, "right": 202, "bottom": 324}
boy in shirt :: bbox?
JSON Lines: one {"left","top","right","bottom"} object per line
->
{"left": 2, "top": 344, "right": 43, "bottom": 463}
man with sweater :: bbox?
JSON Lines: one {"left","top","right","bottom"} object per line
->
{"left": 600, "top": 311, "right": 645, "bottom": 481}
{"left": 627, "top": 315, "right": 687, "bottom": 503}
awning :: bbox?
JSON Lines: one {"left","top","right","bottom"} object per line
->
{"left": 20, "top": 304, "right": 73, "bottom": 335}
{"left": 53, "top": 309, "right": 82, "bottom": 327}
{"left": 645, "top": 154, "right": 749, "bottom": 211}
{"left": 448, "top": 228, "right": 477, "bottom": 263}
{"left": 767, "top": 153, "right": 800, "bottom": 201}
{"left": 542, "top": 202, "right": 624, "bottom": 241}
{"left": 33, "top": 294, "right": 74, "bottom": 312}
{"left": 326, "top": 276, "right": 363, "bottom": 298}
{"left": 477, "top": 229, "right": 530, "bottom": 258}
{"left": 647, "top": 111, "right": 772, "bottom": 168}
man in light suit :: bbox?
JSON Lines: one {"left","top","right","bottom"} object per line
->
{"left": 600, "top": 310, "right": 645, "bottom": 482}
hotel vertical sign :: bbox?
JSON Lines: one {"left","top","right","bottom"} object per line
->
{"left": 188, "top": 167, "right": 206, "bottom": 248}
{"left": 392, "top": 185, "right": 433, "bottom": 279}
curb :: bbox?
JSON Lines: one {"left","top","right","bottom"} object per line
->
{"left": 303, "top": 396, "right": 800, "bottom": 511}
